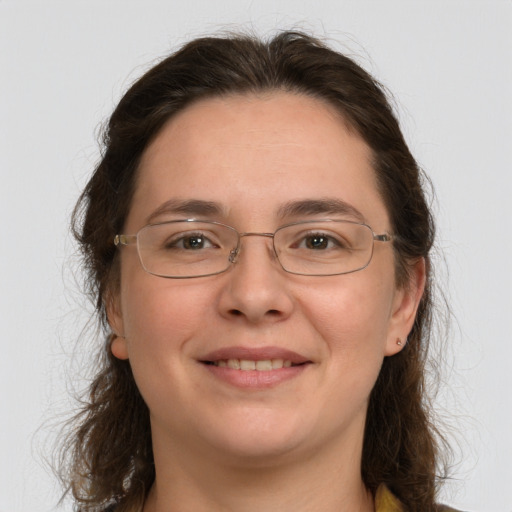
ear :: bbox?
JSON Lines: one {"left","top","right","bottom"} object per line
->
{"left": 105, "top": 289, "right": 129, "bottom": 360}
{"left": 385, "top": 257, "right": 426, "bottom": 356}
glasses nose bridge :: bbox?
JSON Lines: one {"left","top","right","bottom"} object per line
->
{"left": 229, "top": 231, "right": 276, "bottom": 264}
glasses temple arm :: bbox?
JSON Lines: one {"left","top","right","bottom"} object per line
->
{"left": 373, "top": 233, "right": 394, "bottom": 242}
{"left": 114, "top": 234, "right": 138, "bottom": 246}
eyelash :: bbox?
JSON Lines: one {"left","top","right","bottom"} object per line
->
{"left": 164, "top": 232, "right": 219, "bottom": 250}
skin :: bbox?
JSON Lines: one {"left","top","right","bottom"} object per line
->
{"left": 109, "top": 92, "right": 425, "bottom": 512}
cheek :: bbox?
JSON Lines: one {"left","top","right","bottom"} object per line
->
{"left": 120, "top": 277, "right": 215, "bottom": 405}
{"left": 298, "top": 274, "right": 395, "bottom": 360}
{"left": 119, "top": 273, "right": 217, "bottom": 373}
{"left": 120, "top": 252, "right": 214, "bottom": 332}
{"left": 291, "top": 277, "right": 396, "bottom": 432}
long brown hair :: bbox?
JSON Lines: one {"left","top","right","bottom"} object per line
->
{"left": 62, "top": 31, "right": 448, "bottom": 511}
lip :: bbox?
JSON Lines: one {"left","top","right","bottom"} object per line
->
{"left": 200, "top": 346, "right": 310, "bottom": 364}
{"left": 198, "top": 346, "right": 312, "bottom": 389}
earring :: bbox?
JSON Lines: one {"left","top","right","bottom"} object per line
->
{"left": 396, "top": 337, "right": 409, "bottom": 347}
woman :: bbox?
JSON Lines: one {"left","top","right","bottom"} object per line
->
{"left": 63, "top": 31, "right": 460, "bottom": 511}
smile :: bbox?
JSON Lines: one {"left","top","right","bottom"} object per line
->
{"left": 199, "top": 347, "right": 311, "bottom": 388}
{"left": 208, "top": 359, "right": 298, "bottom": 370}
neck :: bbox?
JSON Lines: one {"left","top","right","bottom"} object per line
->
{"left": 143, "top": 424, "right": 374, "bottom": 512}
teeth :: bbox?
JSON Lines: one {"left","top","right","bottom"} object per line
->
{"left": 227, "top": 359, "right": 240, "bottom": 369}
{"left": 256, "top": 360, "right": 272, "bottom": 371}
{"left": 214, "top": 359, "right": 295, "bottom": 370}
{"left": 240, "top": 360, "right": 256, "bottom": 370}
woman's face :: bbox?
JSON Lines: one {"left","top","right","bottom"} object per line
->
{"left": 110, "top": 93, "right": 423, "bottom": 466}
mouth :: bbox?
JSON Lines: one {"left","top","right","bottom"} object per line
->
{"left": 202, "top": 359, "right": 305, "bottom": 370}
{"left": 198, "top": 346, "right": 312, "bottom": 387}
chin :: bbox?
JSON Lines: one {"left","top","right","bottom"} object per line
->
{"left": 196, "top": 408, "right": 314, "bottom": 464}
{"left": 212, "top": 436, "right": 305, "bottom": 467}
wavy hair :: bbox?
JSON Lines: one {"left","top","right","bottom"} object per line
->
{"left": 61, "top": 31, "right": 448, "bottom": 511}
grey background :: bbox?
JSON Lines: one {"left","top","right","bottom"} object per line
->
{"left": 1, "top": 1, "right": 511, "bottom": 510}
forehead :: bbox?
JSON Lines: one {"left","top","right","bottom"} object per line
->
{"left": 129, "top": 92, "right": 388, "bottom": 230}
{"left": 143, "top": 92, "right": 359, "bottom": 166}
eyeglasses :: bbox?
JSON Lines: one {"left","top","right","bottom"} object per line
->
{"left": 114, "top": 219, "right": 394, "bottom": 278}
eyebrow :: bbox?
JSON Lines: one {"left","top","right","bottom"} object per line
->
{"left": 277, "top": 198, "right": 366, "bottom": 223}
{"left": 145, "top": 197, "right": 365, "bottom": 224}
{"left": 146, "top": 199, "right": 225, "bottom": 224}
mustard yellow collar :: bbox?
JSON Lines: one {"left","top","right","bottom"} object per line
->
{"left": 375, "top": 485, "right": 403, "bottom": 512}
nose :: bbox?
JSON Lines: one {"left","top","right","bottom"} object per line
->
{"left": 217, "top": 234, "right": 294, "bottom": 324}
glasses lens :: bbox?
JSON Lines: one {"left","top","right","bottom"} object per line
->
{"left": 137, "top": 221, "right": 238, "bottom": 278}
{"left": 274, "top": 221, "right": 374, "bottom": 275}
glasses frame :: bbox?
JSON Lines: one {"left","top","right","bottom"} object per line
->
{"left": 114, "top": 218, "right": 394, "bottom": 279}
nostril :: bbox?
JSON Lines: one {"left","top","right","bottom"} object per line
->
{"left": 228, "top": 308, "right": 280, "bottom": 318}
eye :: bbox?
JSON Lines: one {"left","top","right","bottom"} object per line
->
{"left": 304, "top": 234, "right": 331, "bottom": 250}
{"left": 165, "top": 232, "right": 218, "bottom": 250}
{"left": 297, "top": 232, "right": 345, "bottom": 250}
